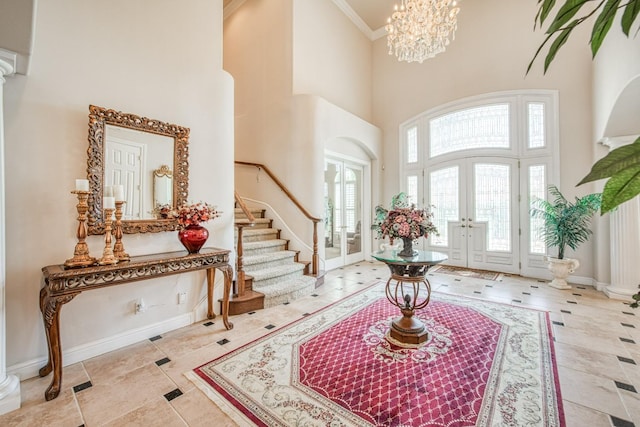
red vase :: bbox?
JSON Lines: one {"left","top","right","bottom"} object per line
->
{"left": 178, "top": 224, "right": 209, "bottom": 254}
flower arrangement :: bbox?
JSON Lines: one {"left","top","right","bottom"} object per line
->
{"left": 372, "top": 193, "right": 438, "bottom": 241}
{"left": 172, "top": 202, "right": 221, "bottom": 226}
{"left": 151, "top": 203, "right": 173, "bottom": 219}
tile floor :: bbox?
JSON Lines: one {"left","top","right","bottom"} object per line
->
{"left": 1, "top": 261, "right": 639, "bottom": 427}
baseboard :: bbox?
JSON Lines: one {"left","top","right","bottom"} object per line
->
{"left": 8, "top": 312, "right": 195, "bottom": 381}
{"left": 567, "top": 274, "right": 598, "bottom": 287}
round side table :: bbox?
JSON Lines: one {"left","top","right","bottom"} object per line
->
{"left": 372, "top": 249, "right": 448, "bottom": 346}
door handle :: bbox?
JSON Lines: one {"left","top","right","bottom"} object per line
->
{"left": 468, "top": 225, "right": 473, "bottom": 228}
{"left": 461, "top": 225, "right": 466, "bottom": 228}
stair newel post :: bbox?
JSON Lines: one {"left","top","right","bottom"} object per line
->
{"left": 236, "top": 224, "right": 247, "bottom": 298}
{"left": 312, "top": 220, "right": 319, "bottom": 275}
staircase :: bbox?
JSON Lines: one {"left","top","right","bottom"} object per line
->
{"left": 230, "top": 207, "right": 317, "bottom": 314}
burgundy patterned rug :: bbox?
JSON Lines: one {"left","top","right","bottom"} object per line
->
{"left": 188, "top": 284, "right": 565, "bottom": 426}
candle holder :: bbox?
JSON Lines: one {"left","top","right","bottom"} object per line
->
{"left": 113, "top": 201, "right": 130, "bottom": 261}
{"left": 64, "top": 190, "right": 97, "bottom": 268}
{"left": 98, "top": 207, "right": 118, "bottom": 265}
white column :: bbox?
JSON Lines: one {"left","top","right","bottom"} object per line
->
{"left": 601, "top": 136, "right": 640, "bottom": 301}
{"left": 0, "top": 50, "right": 21, "bottom": 415}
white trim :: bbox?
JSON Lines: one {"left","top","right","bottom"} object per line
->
{"left": 8, "top": 313, "right": 195, "bottom": 381}
{"left": 372, "top": 27, "right": 387, "bottom": 41}
{"left": 0, "top": 52, "right": 16, "bottom": 80}
{"left": 223, "top": 0, "right": 247, "bottom": 20}
{"left": 331, "top": 0, "right": 375, "bottom": 40}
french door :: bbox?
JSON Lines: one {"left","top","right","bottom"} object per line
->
{"left": 324, "top": 159, "right": 364, "bottom": 270}
{"left": 424, "top": 157, "right": 520, "bottom": 274}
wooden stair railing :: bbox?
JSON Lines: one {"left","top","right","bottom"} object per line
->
{"left": 234, "top": 190, "right": 255, "bottom": 298}
{"left": 235, "top": 161, "right": 321, "bottom": 276}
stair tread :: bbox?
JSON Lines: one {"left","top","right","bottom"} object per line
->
{"left": 235, "top": 218, "right": 271, "bottom": 225}
{"left": 243, "top": 250, "right": 296, "bottom": 265}
{"left": 243, "top": 239, "right": 288, "bottom": 250}
{"left": 244, "top": 228, "right": 278, "bottom": 236}
{"left": 248, "top": 263, "right": 306, "bottom": 280}
{"left": 254, "top": 275, "right": 317, "bottom": 297}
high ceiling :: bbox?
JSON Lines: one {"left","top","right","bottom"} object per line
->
{"left": 223, "top": 0, "right": 395, "bottom": 33}
{"left": 343, "top": 0, "right": 393, "bottom": 31}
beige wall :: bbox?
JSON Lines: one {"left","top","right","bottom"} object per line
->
{"left": 4, "top": 0, "right": 234, "bottom": 377}
{"left": 372, "top": 0, "right": 600, "bottom": 279}
{"left": 292, "top": 0, "right": 373, "bottom": 122}
{"left": 226, "top": 0, "right": 381, "bottom": 262}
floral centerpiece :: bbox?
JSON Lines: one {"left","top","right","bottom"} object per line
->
{"left": 372, "top": 193, "right": 438, "bottom": 257}
{"left": 172, "top": 202, "right": 221, "bottom": 254}
{"left": 173, "top": 202, "right": 221, "bottom": 226}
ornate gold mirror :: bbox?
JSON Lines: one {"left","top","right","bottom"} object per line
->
{"left": 86, "top": 105, "right": 189, "bottom": 234}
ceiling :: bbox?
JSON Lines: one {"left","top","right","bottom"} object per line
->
{"left": 223, "top": 0, "right": 395, "bottom": 33}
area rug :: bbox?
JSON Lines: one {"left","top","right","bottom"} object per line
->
{"left": 187, "top": 283, "right": 564, "bottom": 426}
{"left": 430, "top": 265, "right": 503, "bottom": 281}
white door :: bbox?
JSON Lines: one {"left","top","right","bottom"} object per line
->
{"left": 324, "top": 159, "right": 364, "bottom": 270}
{"left": 105, "top": 140, "right": 145, "bottom": 219}
{"left": 426, "top": 157, "right": 520, "bottom": 274}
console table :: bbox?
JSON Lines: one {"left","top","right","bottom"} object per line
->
{"left": 372, "top": 249, "right": 447, "bottom": 346}
{"left": 40, "top": 247, "right": 233, "bottom": 401}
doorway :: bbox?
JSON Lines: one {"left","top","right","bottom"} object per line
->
{"left": 324, "top": 158, "right": 364, "bottom": 270}
{"left": 424, "top": 157, "right": 520, "bottom": 274}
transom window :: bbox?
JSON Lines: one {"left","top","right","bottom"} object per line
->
{"left": 429, "top": 104, "right": 510, "bottom": 158}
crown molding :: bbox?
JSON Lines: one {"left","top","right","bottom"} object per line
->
{"left": 331, "top": 0, "right": 375, "bottom": 40}
{"left": 372, "top": 26, "right": 387, "bottom": 41}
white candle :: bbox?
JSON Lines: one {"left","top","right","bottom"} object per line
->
{"left": 75, "top": 179, "right": 89, "bottom": 191}
{"left": 113, "top": 185, "right": 125, "bottom": 202}
{"left": 103, "top": 196, "right": 115, "bottom": 210}
{"left": 103, "top": 186, "right": 113, "bottom": 197}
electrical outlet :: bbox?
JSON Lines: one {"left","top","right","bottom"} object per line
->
{"left": 135, "top": 298, "right": 146, "bottom": 314}
{"left": 178, "top": 292, "right": 187, "bottom": 305}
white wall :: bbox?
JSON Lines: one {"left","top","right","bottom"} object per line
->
{"left": 3, "top": 0, "right": 234, "bottom": 378}
{"left": 372, "top": 0, "right": 600, "bottom": 279}
{"left": 292, "top": 0, "right": 373, "bottom": 122}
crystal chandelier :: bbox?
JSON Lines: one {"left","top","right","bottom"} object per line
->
{"left": 386, "top": 0, "right": 461, "bottom": 64}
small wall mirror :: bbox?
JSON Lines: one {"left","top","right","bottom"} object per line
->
{"left": 86, "top": 105, "right": 189, "bottom": 234}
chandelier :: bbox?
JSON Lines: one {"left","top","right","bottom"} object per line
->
{"left": 386, "top": 0, "right": 460, "bottom": 63}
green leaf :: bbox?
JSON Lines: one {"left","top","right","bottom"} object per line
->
{"left": 601, "top": 165, "right": 640, "bottom": 213}
{"left": 622, "top": 0, "right": 640, "bottom": 35}
{"left": 590, "top": 0, "right": 621, "bottom": 56}
{"left": 544, "top": 25, "right": 576, "bottom": 72}
{"left": 540, "top": 0, "right": 558, "bottom": 24}
{"left": 547, "top": 0, "right": 593, "bottom": 33}
{"left": 578, "top": 137, "right": 640, "bottom": 184}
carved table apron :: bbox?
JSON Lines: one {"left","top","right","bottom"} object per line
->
{"left": 40, "top": 247, "right": 233, "bottom": 401}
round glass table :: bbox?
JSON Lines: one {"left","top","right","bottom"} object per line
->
{"left": 372, "top": 249, "right": 448, "bottom": 346}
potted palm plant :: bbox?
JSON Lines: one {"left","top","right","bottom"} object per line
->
{"left": 530, "top": 185, "right": 602, "bottom": 289}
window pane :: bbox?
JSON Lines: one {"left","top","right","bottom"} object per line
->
{"left": 407, "top": 126, "right": 418, "bottom": 163}
{"left": 475, "top": 164, "right": 511, "bottom": 252}
{"left": 529, "top": 165, "right": 546, "bottom": 253}
{"left": 429, "top": 104, "right": 510, "bottom": 158}
{"left": 430, "top": 167, "right": 459, "bottom": 246}
{"left": 407, "top": 175, "right": 418, "bottom": 206}
{"left": 528, "top": 102, "right": 545, "bottom": 148}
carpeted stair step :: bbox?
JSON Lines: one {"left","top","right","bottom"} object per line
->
{"left": 242, "top": 239, "right": 288, "bottom": 256}
{"left": 243, "top": 250, "right": 298, "bottom": 270}
{"left": 234, "top": 207, "right": 265, "bottom": 219}
{"left": 242, "top": 228, "right": 279, "bottom": 243}
{"left": 235, "top": 218, "right": 272, "bottom": 229}
{"left": 256, "top": 275, "right": 317, "bottom": 308}
{"left": 249, "top": 263, "right": 308, "bottom": 288}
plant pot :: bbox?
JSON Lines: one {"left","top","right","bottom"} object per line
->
{"left": 546, "top": 256, "right": 579, "bottom": 290}
{"left": 178, "top": 224, "right": 209, "bottom": 254}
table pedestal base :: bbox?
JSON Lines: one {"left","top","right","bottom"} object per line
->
{"left": 390, "top": 312, "right": 429, "bottom": 345}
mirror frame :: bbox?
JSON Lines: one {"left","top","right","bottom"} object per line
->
{"left": 86, "top": 105, "right": 190, "bottom": 234}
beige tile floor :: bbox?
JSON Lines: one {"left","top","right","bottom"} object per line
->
{"left": 1, "top": 260, "right": 639, "bottom": 427}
